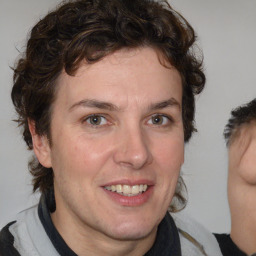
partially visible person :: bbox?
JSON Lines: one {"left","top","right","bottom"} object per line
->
{"left": 215, "top": 98, "right": 256, "bottom": 256}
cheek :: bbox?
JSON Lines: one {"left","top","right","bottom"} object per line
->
{"left": 158, "top": 133, "right": 184, "bottom": 167}
{"left": 152, "top": 136, "right": 184, "bottom": 201}
{"left": 154, "top": 136, "right": 184, "bottom": 170}
{"left": 51, "top": 134, "right": 113, "bottom": 179}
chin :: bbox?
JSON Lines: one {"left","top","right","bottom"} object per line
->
{"left": 108, "top": 228, "right": 154, "bottom": 241}
{"left": 104, "top": 217, "right": 158, "bottom": 241}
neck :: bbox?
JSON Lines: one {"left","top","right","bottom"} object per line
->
{"left": 229, "top": 175, "right": 256, "bottom": 255}
{"left": 51, "top": 210, "right": 157, "bottom": 256}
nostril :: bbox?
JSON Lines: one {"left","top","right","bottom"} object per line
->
{"left": 113, "top": 129, "right": 153, "bottom": 169}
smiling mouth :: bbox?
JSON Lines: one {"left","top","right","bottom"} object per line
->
{"left": 104, "top": 184, "right": 148, "bottom": 197}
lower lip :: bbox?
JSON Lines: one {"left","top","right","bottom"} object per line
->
{"left": 103, "top": 186, "right": 153, "bottom": 207}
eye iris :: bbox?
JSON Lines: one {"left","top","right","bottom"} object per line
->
{"left": 152, "top": 115, "right": 163, "bottom": 124}
{"left": 90, "top": 116, "right": 101, "bottom": 125}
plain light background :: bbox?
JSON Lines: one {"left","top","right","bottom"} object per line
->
{"left": 0, "top": 0, "right": 255, "bottom": 233}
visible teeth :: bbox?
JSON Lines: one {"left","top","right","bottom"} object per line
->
{"left": 116, "top": 184, "right": 122, "bottom": 193}
{"left": 131, "top": 185, "right": 139, "bottom": 195}
{"left": 104, "top": 184, "right": 148, "bottom": 196}
{"left": 123, "top": 185, "right": 131, "bottom": 194}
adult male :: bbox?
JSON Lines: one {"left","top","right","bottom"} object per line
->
{"left": 0, "top": 0, "right": 222, "bottom": 255}
{"left": 215, "top": 98, "right": 256, "bottom": 256}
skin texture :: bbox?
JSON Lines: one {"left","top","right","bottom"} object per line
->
{"left": 228, "top": 122, "right": 256, "bottom": 255}
{"left": 29, "top": 47, "right": 184, "bottom": 256}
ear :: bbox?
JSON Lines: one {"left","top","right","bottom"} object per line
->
{"left": 28, "top": 119, "right": 52, "bottom": 168}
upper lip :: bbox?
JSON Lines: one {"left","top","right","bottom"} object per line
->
{"left": 102, "top": 179, "right": 155, "bottom": 187}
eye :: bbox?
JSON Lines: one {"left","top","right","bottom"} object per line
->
{"left": 148, "top": 114, "right": 171, "bottom": 126}
{"left": 85, "top": 115, "right": 107, "bottom": 126}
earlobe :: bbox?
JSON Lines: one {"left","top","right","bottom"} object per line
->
{"left": 28, "top": 119, "right": 52, "bottom": 168}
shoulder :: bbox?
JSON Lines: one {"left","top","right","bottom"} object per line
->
{"left": 0, "top": 221, "right": 21, "bottom": 256}
{"left": 171, "top": 211, "right": 223, "bottom": 256}
{"left": 214, "top": 233, "right": 230, "bottom": 245}
{"left": 0, "top": 205, "right": 59, "bottom": 256}
{"left": 214, "top": 233, "right": 247, "bottom": 256}
{"left": 0, "top": 205, "right": 39, "bottom": 256}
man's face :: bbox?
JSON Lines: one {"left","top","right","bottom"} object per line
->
{"left": 37, "top": 47, "right": 184, "bottom": 242}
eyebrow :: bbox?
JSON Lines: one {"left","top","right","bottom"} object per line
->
{"left": 69, "top": 99, "right": 120, "bottom": 111}
{"left": 149, "top": 98, "right": 181, "bottom": 111}
{"left": 69, "top": 98, "right": 180, "bottom": 112}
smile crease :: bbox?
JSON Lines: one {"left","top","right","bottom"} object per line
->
{"left": 104, "top": 184, "right": 148, "bottom": 196}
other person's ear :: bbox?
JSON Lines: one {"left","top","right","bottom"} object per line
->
{"left": 229, "top": 127, "right": 256, "bottom": 185}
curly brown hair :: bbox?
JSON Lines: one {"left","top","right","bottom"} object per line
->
{"left": 224, "top": 98, "right": 256, "bottom": 146}
{"left": 11, "top": 0, "right": 205, "bottom": 210}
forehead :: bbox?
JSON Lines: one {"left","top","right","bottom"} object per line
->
{"left": 74, "top": 47, "right": 178, "bottom": 81}
{"left": 230, "top": 121, "right": 256, "bottom": 147}
{"left": 54, "top": 47, "right": 182, "bottom": 109}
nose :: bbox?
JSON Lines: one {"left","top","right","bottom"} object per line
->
{"left": 113, "top": 126, "right": 153, "bottom": 170}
